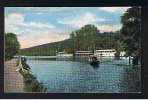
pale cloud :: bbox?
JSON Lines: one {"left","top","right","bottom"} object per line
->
{"left": 5, "top": 13, "right": 25, "bottom": 34}
{"left": 35, "top": 12, "right": 44, "bottom": 15}
{"left": 58, "top": 12, "right": 106, "bottom": 28}
{"left": 17, "top": 7, "right": 71, "bottom": 13}
{"left": 5, "top": 13, "right": 55, "bottom": 35}
{"left": 5, "top": 13, "right": 67, "bottom": 49}
{"left": 26, "top": 22, "right": 55, "bottom": 29}
{"left": 99, "top": 7, "right": 131, "bottom": 13}
{"left": 96, "top": 24, "right": 122, "bottom": 32}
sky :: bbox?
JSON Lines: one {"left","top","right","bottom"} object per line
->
{"left": 5, "top": 7, "right": 130, "bottom": 49}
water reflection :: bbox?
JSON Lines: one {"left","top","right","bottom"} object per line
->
{"left": 91, "top": 64, "right": 99, "bottom": 69}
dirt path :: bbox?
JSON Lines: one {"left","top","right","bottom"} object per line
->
{"left": 4, "top": 59, "right": 24, "bottom": 93}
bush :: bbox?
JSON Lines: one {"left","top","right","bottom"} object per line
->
{"left": 5, "top": 33, "right": 20, "bottom": 60}
{"left": 19, "top": 59, "right": 47, "bottom": 92}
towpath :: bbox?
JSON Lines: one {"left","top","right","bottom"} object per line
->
{"left": 4, "top": 59, "right": 24, "bottom": 93}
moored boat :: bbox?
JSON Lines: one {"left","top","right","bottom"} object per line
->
{"left": 89, "top": 55, "right": 100, "bottom": 67}
{"left": 56, "top": 52, "right": 73, "bottom": 58}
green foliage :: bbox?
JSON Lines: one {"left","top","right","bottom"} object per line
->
{"left": 70, "top": 25, "right": 124, "bottom": 53}
{"left": 120, "top": 7, "right": 141, "bottom": 65}
{"left": 19, "top": 24, "right": 124, "bottom": 56}
{"left": 21, "top": 57, "right": 31, "bottom": 70}
{"left": 124, "top": 65, "right": 141, "bottom": 92}
{"left": 120, "top": 7, "right": 141, "bottom": 56}
{"left": 5, "top": 33, "right": 20, "bottom": 60}
{"left": 19, "top": 59, "right": 47, "bottom": 92}
{"left": 70, "top": 24, "right": 98, "bottom": 51}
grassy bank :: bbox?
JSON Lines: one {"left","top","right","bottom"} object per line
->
{"left": 18, "top": 58, "right": 47, "bottom": 92}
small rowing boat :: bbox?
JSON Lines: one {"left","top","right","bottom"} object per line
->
{"left": 89, "top": 56, "right": 100, "bottom": 67}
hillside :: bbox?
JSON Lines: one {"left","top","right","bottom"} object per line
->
{"left": 19, "top": 39, "right": 74, "bottom": 56}
{"left": 18, "top": 31, "right": 120, "bottom": 56}
{"left": 18, "top": 24, "right": 123, "bottom": 56}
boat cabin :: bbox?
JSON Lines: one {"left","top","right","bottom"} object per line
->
{"left": 94, "top": 49, "right": 116, "bottom": 57}
{"left": 56, "top": 52, "right": 73, "bottom": 57}
{"left": 75, "top": 51, "right": 93, "bottom": 58}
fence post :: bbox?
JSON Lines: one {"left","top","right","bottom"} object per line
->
{"left": 129, "top": 56, "right": 131, "bottom": 65}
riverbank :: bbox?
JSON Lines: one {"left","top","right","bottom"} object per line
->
{"left": 4, "top": 59, "right": 24, "bottom": 93}
{"left": 4, "top": 58, "right": 47, "bottom": 93}
{"left": 19, "top": 57, "right": 47, "bottom": 92}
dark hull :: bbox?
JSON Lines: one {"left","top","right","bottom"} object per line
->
{"left": 90, "top": 61, "right": 99, "bottom": 67}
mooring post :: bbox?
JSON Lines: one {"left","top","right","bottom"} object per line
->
{"left": 129, "top": 56, "right": 131, "bottom": 65}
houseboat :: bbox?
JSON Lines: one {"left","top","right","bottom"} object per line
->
{"left": 56, "top": 52, "right": 73, "bottom": 58}
{"left": 75, "top": 51, "right": 94, "bottom": 58}
{"left": 94, "top": 49, "right": 126, "bottom": 60}
{"left": 74, "top": 51, "right": 94, "bottom": 62}
{"left": 94, "top": 49, "right": 116, "bottom": 57}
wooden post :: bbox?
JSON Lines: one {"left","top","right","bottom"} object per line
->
{"left": 129, "top": 56, "right": 131, "bottom": 65}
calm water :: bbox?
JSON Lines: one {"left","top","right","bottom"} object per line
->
{"left": 26, "top": 57, "right": 139, "bottom": 93}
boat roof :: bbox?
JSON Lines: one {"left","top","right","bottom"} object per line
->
{"left": 57, "top": 52, "right": 65, "bottom": 53}
{"left": 76, "top": 51, "right": 92, "bottom": 53}
{"left": 95, "top": 49, "right": 116, "bottom": 52}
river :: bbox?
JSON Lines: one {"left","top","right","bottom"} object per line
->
{"left": 26, "top": 57, "right": 141, "bottom": 93}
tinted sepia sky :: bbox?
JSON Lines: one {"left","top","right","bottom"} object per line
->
{"left": 5, "top": 7, "right": 130, "bottom": 49}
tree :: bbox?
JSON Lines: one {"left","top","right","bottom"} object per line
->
{"left": 120, "top": 7, "right": 141, "bottom": 65}
{"left": 5, "top": 33, "right": 20, "bottom": 60}
{"left": 112, "top": 31, "right": 125, "bottom": 60}
{"left": 70, "top": 24, "right": 98, "bottom": 52}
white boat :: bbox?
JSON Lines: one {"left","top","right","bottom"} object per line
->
{"left": 94, "top": 49, "right": 116, "bottom": 57}
{"left": 75, "top": 51, "right": 93, "bottom": 57}
{"left": 56, "top": 52, "right": 73, "bottom": 58}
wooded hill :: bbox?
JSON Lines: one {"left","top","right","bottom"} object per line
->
{"left": 19, "top": 39, "right": 73, "bottom": 56}
{"left": 18, "top": 26, "right": 123, "bottom": 56}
